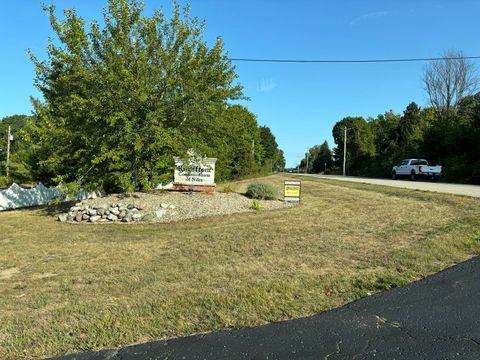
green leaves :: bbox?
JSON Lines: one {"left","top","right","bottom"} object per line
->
{"left": 27, "top": 0, "right": 273, "bottom": 192}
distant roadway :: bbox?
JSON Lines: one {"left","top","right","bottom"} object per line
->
{"left": 297, "top": 174, "right": 480, "bottom": 198}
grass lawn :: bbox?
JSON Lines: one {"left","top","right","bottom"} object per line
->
{"left": 1, "top": 174, "right": 479, "bottom": 359}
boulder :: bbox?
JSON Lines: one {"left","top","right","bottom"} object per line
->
{"left": 75, "top": 213, "right": 83, "bottom": 222}
{"left": 89, "top": 215, "right": 101, "bottom": 222}
{"left": 70, "top": 206, "right": 81, "bottom": 212}
{"left": 141, "top": 213, "right": 155, "bottom": 222}
{"left": 58, "top": 214, "right": 68, "bottom": 222}
{"left": 87, "top": 208, "right": 97, "bottom": 216}
{"left": 118, "top": 210, "right": 127, "bottom": 219}
{"left": 127, "top": 204, "right": 135, "bottom": 210}
{"left": 132, "top": 213, "right": 142, "bottom": 221}
{"left": 110, "top": 207, "right": 120, "bottom": 216}
{"left": 107, "top": 214, "right": 118, "bottom": 221}
{"left": 135, "top": 203, "right": 145, "bottom": 210}
{"left": 160, "top": 203, "right": 169, "bottom": 209}
{"left": 82, "top": 213, "right": 90, "bottom": 220}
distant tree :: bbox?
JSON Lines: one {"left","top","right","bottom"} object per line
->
{"left": 274, "top": 149, "right": 286, "bottom": 171}
{"left": 310, "top": 141, "right": 333, "bottom": 173}
{"left": 259, "top": 125, "right": 284, "bottom": 172}
{"left": 423, "top": 50, "right": 479, "bottom": 119}
{"left": 433, "top": 92, "right": 480, "bottom": 183}
{"left": 28, "top": 0, "right": 243, "bottom": 191}
{"left": 210, "top": 105, "right": 263, "bottom": 178}
{"left": 0, "top": 115, "right": 35, "bottom": 183}
{"left": 332, "top": 117, "right": 375, "bottom": 175}
{"left": 259, "top": 126, "right": 277, "bottom": 161}
{"left": 369, "top": 111, "right": 400, "bottom": 155}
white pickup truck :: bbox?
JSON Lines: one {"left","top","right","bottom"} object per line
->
{"left": 392, "top": 159, "right": 442, "bottom": 182}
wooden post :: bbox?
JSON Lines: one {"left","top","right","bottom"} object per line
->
{"left": 6, "top": 125, "right": 11, "bottom": 181}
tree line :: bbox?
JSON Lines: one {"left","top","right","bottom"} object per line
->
{"left": 0, "top": 0, "right": 285, "bottom": 190}
{"left": 302, "top": 51, "right": 480, "bottom": 184}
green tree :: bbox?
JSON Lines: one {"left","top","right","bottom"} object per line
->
{"left": 259, "top": 125, "right": 284, "bottom": 172}
{"left": 432, "top": 92, "right": 480, "bottom": 183}
{"left": 211, "top": 105, "right": 263, "bottom": 178}
{"left": 0, "top": 115, "right": 35, "bottom": 184}
{"left": 275, "top": 149, "right": 286, "bottom": 172}
{"left": 28, "top": 0, "right": 242, "bottom": 191}
{"left": 332, "top": 117, "right": 376, "bottom": 175}
{"left": 367, "top": 111, "right": 400, "bottom": 176}
{"left": 310, "top": 141, "right": 333, "bottom": 173}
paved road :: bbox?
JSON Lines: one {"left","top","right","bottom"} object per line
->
{"left": 297, "top": 174, "right": 480, "bottom": 198}
{"left": 53, "top": 257, "right": 480, "bottom": 360}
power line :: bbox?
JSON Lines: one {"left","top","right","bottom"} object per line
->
{"left": 229, "top": 56, "right": 480, "bottom": 64}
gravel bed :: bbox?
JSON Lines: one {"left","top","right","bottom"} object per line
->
{"left": 85, "top": 191, "right": 294, "bottom": 223}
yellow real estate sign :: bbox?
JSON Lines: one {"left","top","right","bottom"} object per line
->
{"left": 284, "top": 180, "right": 301, "bottom": 202}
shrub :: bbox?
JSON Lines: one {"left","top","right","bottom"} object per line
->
{"left": 246, "top": 182, "right": 277, "bottom": 200}
{"left": 250, "top": 199, "right": 262, "bottom": 210}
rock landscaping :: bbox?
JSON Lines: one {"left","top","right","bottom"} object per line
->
{"left": 58, "top": 201, "right": 155, "bottom": 223}
{"left": 57, "top": 191, "right": 294, "bottom": 224}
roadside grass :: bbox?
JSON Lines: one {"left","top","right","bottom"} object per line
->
{"left": 1, "top": 174, "right": 479, "bottom": 359}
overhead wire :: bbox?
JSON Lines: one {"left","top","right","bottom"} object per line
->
{"left": 229, "top": 56, "right": 480, "bottom": 64}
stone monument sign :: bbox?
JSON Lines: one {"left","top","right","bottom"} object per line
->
{"left": 173, "top": 151, "right": 217, "bottom": 191}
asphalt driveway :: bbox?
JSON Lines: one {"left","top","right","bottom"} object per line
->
{"left": 52, "top": 256, "right": 480, "bottom": 359}
{"left": 298, "top": 174, "right": 480, "bottom": 198}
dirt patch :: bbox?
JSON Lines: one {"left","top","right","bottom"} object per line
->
{"left": 32, "top": 273, "right": 58, "bottom": 280}
{"left": 0, "top": 268, "right": 19, "bottom": 280}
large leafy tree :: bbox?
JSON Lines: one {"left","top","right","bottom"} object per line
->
{"left": 431, "top": 92, "right": 480, "bottom": 182}
{"left": 332, "top": 117, "right": 376, "bottom": 175}
{"left": 28, "top": 0, "right": 243, "bottom": 191}
{"left": 210, "top": 105, "right": 263, "bottom": 178}
{"left": 310, "top": 141, "right": 333, "bottom": 173}
{"left": 259, "top": 125, "right": 284, "bottom": 172}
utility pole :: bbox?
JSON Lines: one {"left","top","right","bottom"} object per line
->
{"left": 6, "top": 125, "right": 12, "bottom": 181}
{"left": 305, "top": 152, "right": 309, "bottom": 174}
{"left": 343, "top": 126, "right": 347, "bottom": 176}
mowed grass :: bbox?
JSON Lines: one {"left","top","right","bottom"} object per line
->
{"left": 1, "top": 175, "right": 479, "bottom": 359}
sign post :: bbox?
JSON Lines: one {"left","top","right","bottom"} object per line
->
{"left": 6, "top": 126, "right": 12, "bottom": 182}
{"left": 284, "top": 180, "right": 301, "bottom": 203}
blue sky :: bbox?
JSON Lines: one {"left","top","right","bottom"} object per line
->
{"left": 1, "top": 0, "right": 479, "bottom": 167}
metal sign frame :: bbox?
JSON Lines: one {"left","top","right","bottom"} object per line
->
{"left": 284, "top": 180, "right": 301, "bottom": 203}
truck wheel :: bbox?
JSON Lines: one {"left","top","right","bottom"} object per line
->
{"left": 392, "top": 171, "right": 397, "bottom": 180}
{"left": 410, "top": 171, "right": 416, "bottom": 181}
